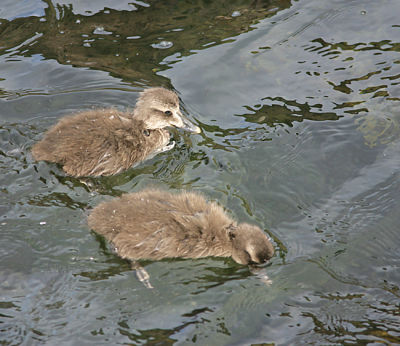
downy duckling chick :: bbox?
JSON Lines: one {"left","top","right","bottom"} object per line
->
{"left": 88, "top": 189, "right": 274, "bottom": 265}
{"left": 31, "top": 88, "right": 201, "bottom": 177}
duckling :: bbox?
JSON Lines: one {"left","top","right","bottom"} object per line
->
{"left": 31, "top": 88, "right": 201, "bottom": 177}
{"left": 88, "top": 189, "right": 274, "bottom": 265}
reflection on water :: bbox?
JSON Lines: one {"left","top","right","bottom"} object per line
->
{"left": 1, "top": 0, "right": 400, "bottom": 344}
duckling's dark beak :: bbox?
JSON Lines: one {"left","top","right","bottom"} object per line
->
{"left": 178, "top": 112, "right": 201, "bottom": 134}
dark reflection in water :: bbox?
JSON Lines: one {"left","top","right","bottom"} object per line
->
{"left": 243, "top": 97, "right": 340, "bottom": 126}
{"left": 0, "top": 0, "right": 289, "bottom": 92}
{"left": 1, "top": 0, "right": 400, "bottom": 345}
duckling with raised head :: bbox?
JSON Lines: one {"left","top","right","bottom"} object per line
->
{"left": 88, "top": 189, "right": 274, "bottom": 265}
{"left": 31, "top": 88, "right": 200, "bottom": 177}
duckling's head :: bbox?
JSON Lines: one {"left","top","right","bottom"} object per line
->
{"left": 134, "top": 87, "right": 201, "bottom": 133}
{"left": 228, "top": 223, "right": 274, "bottom": 265}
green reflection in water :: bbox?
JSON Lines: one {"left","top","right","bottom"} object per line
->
{"left": 1, "top": 0, "right": 400, "bottom": 345}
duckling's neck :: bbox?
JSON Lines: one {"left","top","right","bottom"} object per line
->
{"left": 202, "top": 209, "right": 238, "bottom": 243}
{"left": 133, "top": 103, "right": 148, "bottom": 118}
{"left": 132, "top": 106, "right": 153, "bottom": 128}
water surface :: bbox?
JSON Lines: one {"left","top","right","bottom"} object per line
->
{"left": 1, "top": 0, "right": 399, "bottom": 344}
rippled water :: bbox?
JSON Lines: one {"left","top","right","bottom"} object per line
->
{"left": 1, "top": 0, "right": 399, "bottom": 344}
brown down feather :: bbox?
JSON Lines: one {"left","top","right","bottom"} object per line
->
{"left": 32, "top": 109, "right": 169, "bottom": 176}
{"left": 88, "top": 189, "right": 275, "bottom": 265}
{"left": 31, "top": 87, "right": 200, "bottom": 177}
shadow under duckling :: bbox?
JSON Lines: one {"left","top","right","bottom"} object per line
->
{"left": 88, "top": 189, "right": 274, "bottom": 267}
{"left": 32, "top": 88, "right": 200, "bottom": 177}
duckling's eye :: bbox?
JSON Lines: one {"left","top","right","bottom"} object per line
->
{"left": 164, "top": 110, "right": 172, "bottom": 116}
{"left": 143, "top": 129, "right": 150, "bottom": 137}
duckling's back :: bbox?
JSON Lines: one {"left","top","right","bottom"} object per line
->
{"left": 88, "top": 189, "right": 233, "bottom": 261}
{"left": 32, "top": 110, "right": 167, "bottom": 176}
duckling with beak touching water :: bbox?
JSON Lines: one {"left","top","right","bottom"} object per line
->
{"left": 88, "top": 189, "right": 275, "bottom": 266}
{"left": 31, "top": 88, "right": 201, "bottom": 177}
